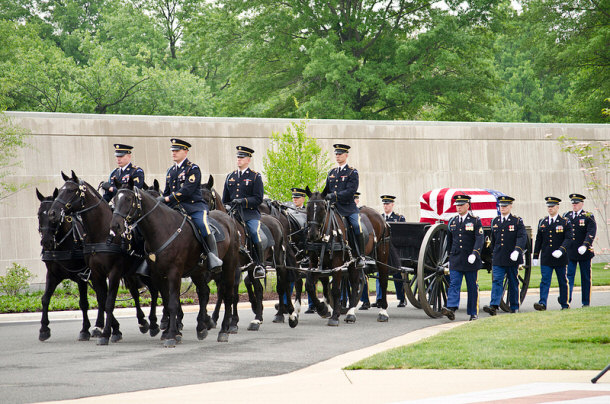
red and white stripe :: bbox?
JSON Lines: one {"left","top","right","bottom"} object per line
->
{"left": 419, "top": 188, "right": 499, "bottom": 226}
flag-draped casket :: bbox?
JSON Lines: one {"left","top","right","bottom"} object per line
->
{"left": 419, "top": 188, "right": 506, "bottom": 227}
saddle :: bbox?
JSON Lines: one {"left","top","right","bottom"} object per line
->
{"left": 186, "top": 215, "right": 226, "bottom": 244}
{"left": 286, "top": 209, "right": 307, "bottom": 230}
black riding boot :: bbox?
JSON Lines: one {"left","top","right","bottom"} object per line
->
{"left": 253, "top": 241, "right": 266, "bottom": 279}
{"left": 355, "top": 232, "right": 366, "bottom": 268}
{"left": 204, "top": 233, "right": 223, "bottom": 273}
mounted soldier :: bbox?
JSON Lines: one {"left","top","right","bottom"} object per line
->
{"left": 324, "top": 143, "right": 365, "bottom": 268}
{"left": 222, "top": 146, "right": 266, "bottom": 279}
{"left": 160, "top": 138, "right": 222, "bottom": 272}
{"left": 101, "top": 144, "right": 144, "bottom": 202}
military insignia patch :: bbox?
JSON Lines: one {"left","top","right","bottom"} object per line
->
{"left": 134, "top": 177, "right": 139, "bottom": 183}
{"left": 479, "top": 227, "right": 483, "bottom": 235}
{"left": 493, "top": 224, "right": 498, "bottom": 228}
{"left": 189, "top": 174, "right": 195, "bottom": 183}
{"left": 466, "top": 223, "right": 474, "bottom": 231}
{"left": 244, "top": 179, "right": 251, "bottom": 185}
{"left": 556, "top": 225, "right": 563, "bottom": 232}
{"left": 229, "top": 178, "right": 235, "bottom": 182}
{"left": 579, "top": 219, "right": 585, "bottom": 226}
{"left": 509, "top": 225, "right": 514, "bottom": 231}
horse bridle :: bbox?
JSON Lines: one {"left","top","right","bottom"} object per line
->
{"left": 112, "top": 187, "right": 161, "bottom": 232}
{"left": 39, "top": 200, "right": 74, "bottom": 250}
{"left": 53, "top": 180, "right": 103, "bottom": 217}
{"left": 307, "top": 198, "right": 331, "bottom": 242}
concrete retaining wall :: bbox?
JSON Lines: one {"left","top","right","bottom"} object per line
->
{"left": 2, "top": 112, "right": 608, "bottom": 284}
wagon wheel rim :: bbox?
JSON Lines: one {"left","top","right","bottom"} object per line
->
{"left": 417, "top": 223, "right": 449, "bottom": 318}
{"left": 402, "top": 270, "right": 421, "bottom": 308}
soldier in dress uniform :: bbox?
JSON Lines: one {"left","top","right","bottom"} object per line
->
{"left": 532, "top": 196, "right": 573, "bottom": 311}
{"left": 563, "top": 193, "right": 596, "bottom": 307}
{"left": 101, "top": 144, "right": 144, "bottom": 202}
{"left": 291, "top": 187, "right": 307, "bottom": 211}
{"left": 441, "top": 194, "right": 484, "bottom": 321}
{"left": 483, "top": 196, "right": 527, "bottom": 315}
{"left": 160, "top": 138, "right": 222, "bottom": 272}
{"left": 222, "top": 146, "right": 265, "bottom": 279}
{"left": 381, "top": 195, "right": 407, "bottom": 307}
{"left": 324, "top": 144, "right": 365, "bottom": 267}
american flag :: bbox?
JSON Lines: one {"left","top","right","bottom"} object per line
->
{"left": 419, "top": 188, "right": 506, "bottom": 227}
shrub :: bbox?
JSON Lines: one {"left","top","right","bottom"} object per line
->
{"left": 0, "top": 263, "right": 33, "bottom": 296}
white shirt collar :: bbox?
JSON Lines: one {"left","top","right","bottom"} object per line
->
{"left": 175, "top": 159, "right": 186, "bottom": 169}
{"left": 338, "top": 163, "right": 348, "bottom": 170}
{"left": 459, "top": 213, "right": 468, "bottom": 220}
{"left": 574, "top": 209, "right": 582, "bottom": 216}
{"left": 549, "top": 214, "right": 558, "bottom": 221}
{"left": 502, "top": 214, "right": 510, "bottom": 220}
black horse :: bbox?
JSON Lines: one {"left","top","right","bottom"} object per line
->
{"left": 110, "top": 177, "right": 239, "bottom": 346}
{"left": 304, "top": 187, "right": 391, "bottom": 325}
{"left": 47, "top": 171, "right": 159, "bottom": 345}
{"left": 36, "top": 188, "right": 103, "bottom": 341}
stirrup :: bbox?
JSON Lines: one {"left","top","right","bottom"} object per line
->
{"left": 253, "top": 265, "right": 266, "bottom": 279}
{"left": 356, "top": 257, "right": 365, "bottom": 269}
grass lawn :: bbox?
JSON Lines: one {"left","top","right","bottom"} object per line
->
{"left": 347, "top": 306, "right": 610, "bottom": 370}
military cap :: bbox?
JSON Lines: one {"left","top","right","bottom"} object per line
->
{"left": 291, "top": 188, "right": 307, "bottom": 198}
{"left": 354, "top": 192, "right": 360, "bottom": 200}
{"left": 545, "top": 196, "right": 561, "bottom": 206}
{"left": 453, "top": 194, "right": 471, "bottom": 206}
{"left": 381, "top": 195, "right": 396, "bottom": 204}
{"left": 113, "top": 144, "right": 133, "bottom": 157}
{"left": 236, "top": 146, "right": 254, "bottom": 158}
{"left": 170, "top": 138, "right": 191, "bottom": 151}
{"left": 569, "top": 193, "right": 586, "bottom": 203}
{"left": 498, "top": 195, "right": 515, "bottom": 207}
{"left": 333, "top": 144, "right": 351, "bottom": 154}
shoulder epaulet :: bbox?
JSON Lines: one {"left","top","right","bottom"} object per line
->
{"left": 251, "top": 169, "right": 258, "bottom": 175}
{"left": 448, "top": 216, "right": 457, "bottom": 226}
{"left": 585, "top": 212, "right": 592, "bottom": 217}
{"left": 165, "top": 167, "right": 172, "bottom": 175}
{"left": 538, "top": 218, "right": 545, "bottom": 226}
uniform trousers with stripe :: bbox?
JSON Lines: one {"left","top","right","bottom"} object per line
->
{"left": 447, "top": 270, "right": 479, "bottom": 316}
{"left": 567, "top": 260, "right": 591, "bottom": 306}
{"left": 539, "top": 265, "right": 569, "bottom": 308}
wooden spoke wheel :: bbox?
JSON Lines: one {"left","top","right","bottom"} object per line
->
{"left": 402, "top": 269, "right": 421, "bottom": 308}
{"left": 499, "top": 236, "right": 532, "bottom": 312}
{"left": 417, "top": 223, "right": 450, "bottom": 318}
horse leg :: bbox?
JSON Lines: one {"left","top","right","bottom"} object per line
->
{"left": 125, "top": 276, "right": 149, "bottom": 334}
{"left": 143, "top": 277, "right": 160, "bottom": 337}
{"left": 284, "top": 269, "right": 299, "bottom": 328}
{"left": 229, "top": 269, "right": 240, "bottom": 334}
{"left": 218, "top": 263, "right": 236, "bottom": 342}
{"left": 211, "top": 276, "right": 222, "bottom": 328}
{"left": 191, "top": 272, "right": 209, "bottom": 341}
{"left": 76, "top": 279, "right": 92, "bottom": 341}
{"left": 273, "top": 268, "right": 287, "bottom": 324}
{"left": 294, "top": 276, "right": 303, "bottom": 316}
{"left": 247, "top": 273, "right": 263, "bottom": 331}
{"left": 163, "top": 271, "right": 181, "bottom": 348}
{"left": 39, "top": 271, "right": 61, "bottom": 341}
{"left": 345, "top": 267, "right": 360, "bottom": 324}
{"left": 306, "top": 273, "right": 327, "bottom": 318}
{"left": 90, "top": 274, "right": 106, "bottom": 339}
{"left": 328, "top": 274, "right": 342, "bottom": 326}
{"left": 244, "top": 272, "right": 257, "bottom": 314}
{"left": 377, "top": 266, "right": 389, "bottom": 322}
{"left": 98, "top": 271, "right": 122, "bottom": 346}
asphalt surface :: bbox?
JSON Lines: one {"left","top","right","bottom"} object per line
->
{"left": 1, "top": 288, "right": 608, "bottom": 404}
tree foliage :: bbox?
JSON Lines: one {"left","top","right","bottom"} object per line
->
{"left": 0, "top": 112, "right": 30, "bottom": 201}
{"left": 263, "top": 119, "right": 331, "bottom": 201}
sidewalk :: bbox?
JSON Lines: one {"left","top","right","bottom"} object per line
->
{"left": 40, "top": 321, "right": 610, "bottom": 404}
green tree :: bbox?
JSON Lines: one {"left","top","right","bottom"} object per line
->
{"left": 0, "top": 112, "right": 30, "bottom": 201}
{"left": 263, "top": 119, "right": 331, "bottom": 201}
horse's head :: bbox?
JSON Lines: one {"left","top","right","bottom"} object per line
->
{"left": 201, "top": 174, "right": 217, "bottom": 211}
{"left": 48, "top": 171, "right": 87, "bottom": 225}
{"left": 144, "top": 179, "right": 161, "bottom": 198}
{"left": 109, "top": 177, "right": 140, "bottom": 238}
{"left": 305, "top": 186, "right": 328, "bottom": 242}
{"left": 36, "top": 187, "right": 60, "bottom": 250}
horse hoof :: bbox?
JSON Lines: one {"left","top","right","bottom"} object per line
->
{"left": 39, "top": 330, "right": 51, "bottom": 342}
{"left": 91, "top": 328, "right": 103, "bottom": 338}
{"left": 163, "top": 339, "right": 176, "bottom": 348}
{"left": 344, "top": 314, "right": 356, "bottom": 324}
{"left": 228, "top": 325, "right": 239, "bottom": 334}
{"left": 247, "top": 322, "right": 261, "bottom": 331}
{"left": 149, "top": 325, "right": 160, "bottom": 337}
{"left": 197, "top": 328, "right": 208, "bottom": 341}
{"left": 178, "top": 322, "right": 184, "bottom": 331}
{"left": 327, "top": 318, "right": 339, "bottom": 327}
{"left": 97, "top": 337, "right": 109, "bottom": 346}
{"left": 78, "top": 331, "right": 91, "bottom": 341}
{"left": 110, "top": 333, "right": 122, "bottom": 343}
{"left": 205, "top": 318, "right": 216, "bottom": 330}
{"left": 139, "top": 321, "right": 150, "bottom": 334}
{"left": 175, "top": 333, "right": 182, "bottom": 343}
{"left": 160, "top": 319, "right": 168, "bottom": 331}
{"left": 377, "top": 314, "right": 389, "bottom": 322}
{"left": 272, "top": 314, "right": 285, "bottom": 323}
{"left": 288, "top": 317, "right": 298, "bottom": 328}
{"left": 217, "top": 332, "right": 229, "bottom": 343}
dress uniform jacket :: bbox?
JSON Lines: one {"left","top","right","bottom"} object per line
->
{"left": 163, "top": 158, "right": 207, "bottom": 215}
{"left": 490, "top": 214, "right": 528, "bottom": 267}
{"left": 222, "top": 167, "right": 264, "bottom": 221}
{"left": 103, "top": 163, "right": 144, "bottom": 202}
{"left": 563, "top": 210, "right": 596, "bottom": 261}
{"left": 447, "top": 213, "right": 484, "bottom": 272}
{"left": 325, "top": 165, "right": 359, "bottom": 217}
{"left": 533, "top": 215, "right": 573, "bottom": 266}
{"left": 383, "top": 212, "right": 406, "bottom": 223}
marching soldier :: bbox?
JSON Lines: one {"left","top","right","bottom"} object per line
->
{"left": 324, "top": 144, "right": 365, "bottom": 268}
{"left": 381, "top": 195, "right": 407, "bottom": 308}
{"left": 222, "top": 146, "right": 265, "bottom": 279}
{"left": 161, "top": 138, "right": 222, "bottom": 272}
{"left": 533, "top": 197, "right": 573, "bottom": 311}
{"left": 101, "top": 144, "right": 144, "bottom": 202}
{"left": 563, "top": 193, "right": 596, "bottom": 307}
{"left": 441, "top": 194, "right": 484, "bottom": 321}
{"left": 483, "top": 196, "right": 527, "bottom": 315}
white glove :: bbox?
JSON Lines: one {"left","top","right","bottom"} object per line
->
{"left": 552, "top": 250, "right": 562, "bottom": 258}
{"left": 578, "top": 245, "right": 587, "bottom": 255}
{"left": 533, "top": 259, "right": 539, "bottom": 266}
{"left": 510, "top": 250, "right": 519, "bottom": 261}
{"left": 468, "top": 254, "right": 476, "bottom": 264}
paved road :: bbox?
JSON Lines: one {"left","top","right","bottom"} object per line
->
{"left": 1, "top": 289, "right": 608, "bottom": 404}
